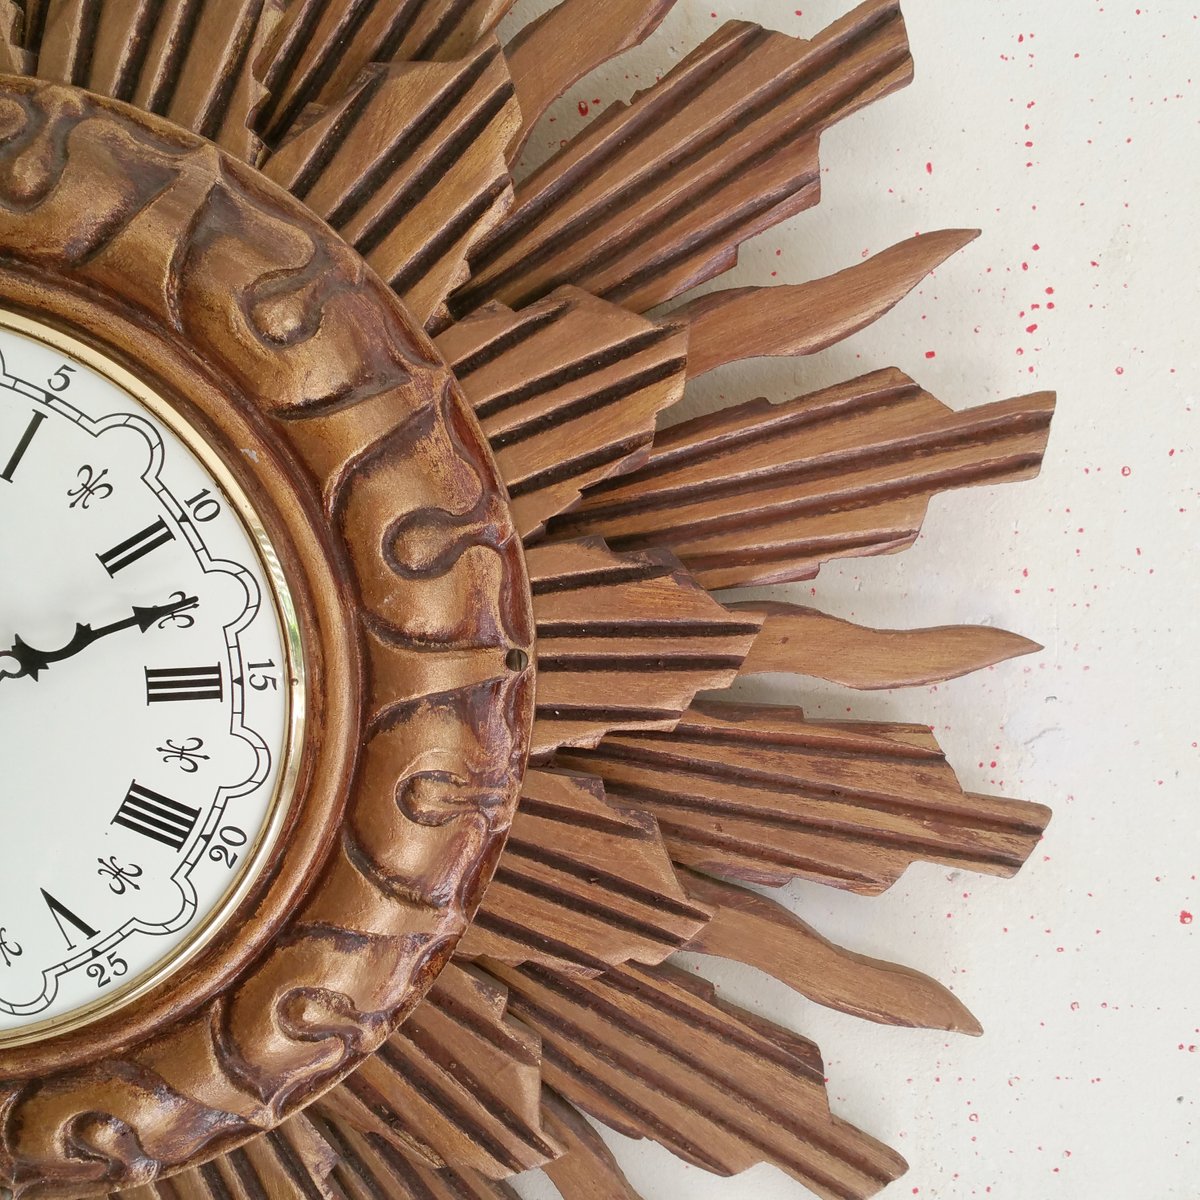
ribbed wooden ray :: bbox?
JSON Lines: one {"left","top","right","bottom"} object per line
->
{"left": 262, "top": 37, "right": 519, "bottom": 330}
{"left": 455, "top": 0, "right": 913, "bottom": 315}
{"left": 435, "top": 287, "right": 688, "bottom": 539}
{"left": 458, "top": 769, "right": 711, "bottom": 974}
{"left": 0, "top": 1, "right": 29, "bottom": 72}
{"left": 318, "top": 964, "right": 559, "bottom": 1180}
{"left": 558, "top": 701, "right": 1051, "bottom": 893}
{"left": 525, "top": 539, "right": 762, "bottom": 757}
{"left": 254, "top": 0, "right": 514, "bottom": 144}
{"left": 680, "top": 869, "right": 981, "bottom": 1033}
{"left": 540, "top": 1089, "right": 645, "bottom": 1200}
{"left": 736, "top": 601, "right": 1041, "bottom": 689}
{"left": 107, "top": 1117, "right": 337, "bottom": 1200}
{"left": 552, "top": 369, "right": 1056, "bottom": 590}
{"left": 31, "top": 0, "right": 276, "bottom": 160}
{"left": 487, "top": 961, "right": 907, "bottom": 1200}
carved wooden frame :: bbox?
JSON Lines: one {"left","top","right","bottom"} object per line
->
{"left": 0, "top": 78, "right": 534, "bottom": 1198}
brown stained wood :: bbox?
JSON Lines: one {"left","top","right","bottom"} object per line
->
{"left": 0, "top": 1, "right": 30, "bottom": 73}
{"left": 319, "top": 964, "right": 559, "bottom": 1180}
{"left": 505, "top": 0, "right": 678, "bottom": 161}
{"left": 674, "top": 230, "right": 979, "bottom": 378}
{"left": 254, "top": 0, "right": 515, "bottom": 146}
{"left": 679, "top": 870, "right": 981, "bottom": 1034}
{"left": 734, "top": 601, "right": 1041, "bottom": 688}
{"left": 435, "top": 288, "right": 688, "bottom": 539}
{"left": 487, "top": 960, "right": 907, "bottom": 1200}
{"left": 558, "top": 701, "right": 1051, "bottom": 894}
{"left": 525, "top": 539, "right": 762, "bottom": 757}
{"left": 539, "top": 1090, "right": 645, "bottom": 1200}
{"left": 551, "top": 369, "right": 1056, "bottom": 590}
{"left": 262, "top": 38, "right": 519, "bottom": 331}
{"left": 34, "top": 0, "right": 276, "bottom": 160}
{"left": 455, "top": 0, "right": 914, "bottom": 316}
{"left": 459, "top": 770, "right": 711, "bottom": 974}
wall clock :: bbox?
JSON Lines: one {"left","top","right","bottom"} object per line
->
{"left": 0, "top": 1, "right": 1055, "bottom": 1198}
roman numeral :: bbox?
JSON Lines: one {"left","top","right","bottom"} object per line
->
{"left": 97, "top": 518, "right": 174, "bottom": 576}
{"left": 145, "top": 665, "right": 223, "bottom": 704}
{"left": 1, "top": 411, "right": 46, "bottom": 482}
{"left": 112, "top": 781, "right": 200, "bottom": 851}
{"left": 40, "top": 889, "right": 98, "bottom": 950}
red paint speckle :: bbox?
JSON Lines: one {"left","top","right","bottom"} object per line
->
{"left": 577, "top": 100, "right": 590, "bottom": 117}
{"left": 925, "top": 350, "right": 937, "bottom": 359}
{"left": 1182, "top": 911, "right": 1194, "bottom": 925}
{"left": 925, "top": 161, "right": 933, "bottom": 175}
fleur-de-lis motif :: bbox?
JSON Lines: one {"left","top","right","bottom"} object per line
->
{"left": 97, "top": 857, "right": 143, "bottom": 895}
{"left": 67, "top": 464, "right": 114, "bottom": 510}
{"left": 0, "top": 928, "right": 23, "bottom": 967}
{"left": 157, "top": 591, "right": 198, "bottom": 630}
{"left": 158, "top": 737, "right": 209, "bottom": 772}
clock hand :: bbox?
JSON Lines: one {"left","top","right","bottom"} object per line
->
{"left": 0, "top": 594, "right": 199, "bottom": 683}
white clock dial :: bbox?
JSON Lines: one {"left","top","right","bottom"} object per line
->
{"left": 0, "top": 314, "right": 303, "bottom": 1041}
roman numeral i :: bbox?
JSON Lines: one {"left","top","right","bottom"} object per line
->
{"left": 145, "top": 665, "right": 223, "bottom": 704}
{"left": 97, "top": 518, "right": 174, "bottom": 576}
{"left": 113, "top": 782, "right": 200, "bottom": 852}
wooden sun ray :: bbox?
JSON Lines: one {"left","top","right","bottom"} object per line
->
{"left": 457, "top": 769, "right": 712, "bottom": 975}
{"left": 539, "top": 1089, "right": 646, "bottom": 1200}
{"left": 253, "top": 0, "right": 514, "bottom": 145}
{"left": 454, "top": 0, "right": 913, "bottom": 316}
{"left": 558, "top": 701, "right": 1051, "bottom": 894}
{"left": 317, "top": 963, "right": 560, "bottom": 1180}
{"left": 550, "top": 369, "right": 1056, "bottom": 590}
{"left": 525, "top": 538, "right": 762, "bottom": 758}
{"left": 0, "top": 1, "right": 29, "bottom": 72}
{"left": 23, "top": 0, "right": 278, "bottom": 161}
{"left": 434, "top": 287, "right": 688, "bottom": 540}
{"left": 486, "top": 960, "right": 908, "bottom": 1200}
{"left": 262, "top": 37, "right": 520, "bottom": 331}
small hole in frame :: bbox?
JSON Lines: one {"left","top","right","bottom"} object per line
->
{"left": 506, "top": 648, "right": 530, "bottom": 672}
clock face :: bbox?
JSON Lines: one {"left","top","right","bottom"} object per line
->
{"left": 0, "top": 313, "right": 303, "bottom": 1043}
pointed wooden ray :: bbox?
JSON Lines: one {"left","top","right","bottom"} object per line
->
{"left": 525, "top": 539, "right": 762, "bottom": 757}
{"left": 254, "top": 0, "right": 515, "bottom": 144}
{"left": 540, "top": 1089, "right": 646, "bottom": 1200}
{"left": 487, "top": 960, "right": 907, "bottom": 1200}
{"left": 680, "top": 870, "right": 981, "bottom": 1034}
{"left": 735, "top": 602, "right": 1041, "bottom": 689}
{"left": 458, "top": 769, "right": 711, "bottom": 974}
{"left": 0, "top": 2, "right": 30, "bottom": 73}
{"left": 107, "top": 1116, "right": 338, "bottom": 1200}
{"left": 309, "top": 1111, "right": 522, "bottom": 1200}
{"left": 318, "top": 964, "right": 560, "bottom": 1180}
{"left": 552, "top": 369, "right": 1056, "bottom": 590}
{"left": 674, "top": 230, "right": 979, "bottom": 378}
{"left": 33, "top": 0, "right": 277, "bottom": 160}
{"left": 505, "top": 0, "right": 678, "bottom": 161}
{"left": 435, "top": 288, "right": 688, "bottom": 539}
{"left": 558, "top": 701, "right": 1052, "bottom": 894}
{"left": 455, "top": 0, "right": 913, "bottom": 315}
{"left": 263, "top": 38, "right": 520, "bottom": 331}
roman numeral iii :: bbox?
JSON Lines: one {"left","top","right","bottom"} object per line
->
{"left": 145, "top": 665, "right": 223, "bottom": 704}
{"left": 112, "top": 782, "right": 200, "bottom": 851}
{"left": 97, "top": 517, "right": 174, "bottom": 575}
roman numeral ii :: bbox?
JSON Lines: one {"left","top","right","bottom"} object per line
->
{"left": 97, "top": 518, "right": 174, "bottom": 575}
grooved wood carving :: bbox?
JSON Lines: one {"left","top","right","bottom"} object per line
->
{"left": 0, "top": 78, "right": 532, "bottom": 1197}
{"left": 540, "top": 1089, "right": 645, "bottom": 1200}
{"left": 552, "top": 369, "right": 1056, "bottom": 589}
{"left": 560, "top": 702, "right": 1051, "bottom": 893}
{"left": 435, "top": 287, "right": 688, "bottom": 539}
{"left": 456, "top": 0, "right": 914, "bottom": 315}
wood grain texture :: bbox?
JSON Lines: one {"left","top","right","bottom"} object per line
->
{"left": 504, "top": 0, "right": 678, "bottom": 160}
{"left": 0, "top": 79, "right": 533, "bottom": 1197}
{"left": 318, "top": 964, "right": 559, "bottom": 1179}
{"left": 559, "top": 701, "right": 1052, "bottom": 893}
{"left": 735, "top": 601, "right": 1042, "bottom": 688}
{"left": 680, "top": 870, "right": 982, "bottom": 1034}
{"left": 0, "top": 1, "right": 30, "bottom": 72}
{"left": 674, "top": 230, "right": 978, "bottom": 378}
{"left": 525, "top": 539, "right": 761, "bottom": 757}
{"left": 263, "top": 37, "right": 520, "bottom": 331}
{"left": 455, "top": 0, "right": 913, "bottom": 315}
{"left": 488, "top": 960, "right": 907, "bottom": 1200}
{"left": 435, "top": 287, "right": 688, "bottom": 539}
{"left": 254, "top": 0, "right": 515, "bottom": 145}
{"left": 32, "top": 0, "right": 278, "bottom": 160}
{"left": 458, "top": 770, "right": 711, "bottom": 974}
{"left": 552, "top": 368, "right": 1056, "bottom": 589}
{"left": 539, "top": 1089, "right": 646, "bottom": 1200}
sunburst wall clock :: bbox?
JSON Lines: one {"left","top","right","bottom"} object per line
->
{"left": 0, "top": 0, "right": 1055, "bottom": 1197}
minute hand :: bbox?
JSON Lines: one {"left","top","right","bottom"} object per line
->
{"left": 0, "top": 594, "right": 198, "bottom": 683}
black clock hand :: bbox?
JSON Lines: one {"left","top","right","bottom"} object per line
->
{"left": 0, "top": 594, "right": 198, "bottom": 683}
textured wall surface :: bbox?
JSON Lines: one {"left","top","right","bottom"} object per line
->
{"left": 501, "top": 0, "right": 1199, "bottom": 1196}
